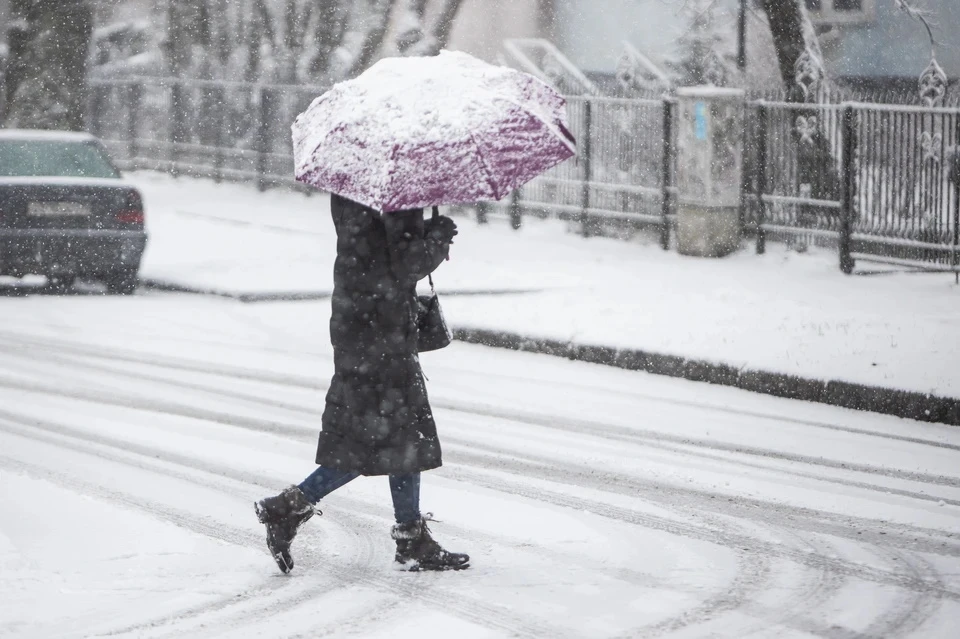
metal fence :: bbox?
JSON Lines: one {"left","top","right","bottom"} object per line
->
{"left": 87, "top": 77, "right": 326, "bottom": 190}
{"left": 512, "top": 96, "right": 674, "bottom": 247}
{"left": 87, "top": 77, "right": 960, "bottom": 274}
{"left": 743, "top": 99, "right": 960, "bottom": 274}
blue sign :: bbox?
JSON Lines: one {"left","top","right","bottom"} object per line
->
{"left": 694, "top": 102, "right": 708, "bottom": 141}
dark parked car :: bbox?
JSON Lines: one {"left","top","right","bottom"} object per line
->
{"left": 0, "top": 130, "right": 147, "bottom": 294}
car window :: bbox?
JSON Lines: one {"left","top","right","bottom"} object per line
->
{"left": 0, "top": 140, "right": 120, "bottom": 178}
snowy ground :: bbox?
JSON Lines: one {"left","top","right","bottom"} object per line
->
{"left": 132, "top": 173, "right": 960, "bottom": 398}
{"left": 1, "top": 292, "right": 959, "bottom": 638}
{"left": 2, "top": 173, "right": 960, "bottom": 638}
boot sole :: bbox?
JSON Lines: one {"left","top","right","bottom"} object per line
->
{"left": 398, "top": 561, "right": 471, "bottom": 572}
{"left": 254, "top": 501, "right": 293, "bottom": 574}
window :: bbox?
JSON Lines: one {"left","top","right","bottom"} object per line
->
{"left": 0, "top": 141, "right": 119, "bottom": 178}
{"left": 806, "top": 0, "right": 875, "bottom": 25}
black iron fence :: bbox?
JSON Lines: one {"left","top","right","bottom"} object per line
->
{"left": 512, "top": 96, "right": 675, "bottom": 247}
{"left": 743, "top": 100, "right": 960, "bottom": 274}
{"left": 87, "top": 77, "right": 325, "bottom": 190}
{"left": 86, "top": 77, "right": 960, "bottom": 275}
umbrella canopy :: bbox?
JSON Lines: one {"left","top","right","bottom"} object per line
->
{"left": 292, "top": 50, "right": 576, "bottom": 212}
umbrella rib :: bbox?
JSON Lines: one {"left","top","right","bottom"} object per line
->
{"left": 466, "top": 129, "right": 501, "bottom": 201}
{"left": 489, "top": 95, "right": 577, "bottom": 154}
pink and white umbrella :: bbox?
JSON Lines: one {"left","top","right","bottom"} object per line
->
{"left": 292, "top": 50, "right": 576, "bottom": 212}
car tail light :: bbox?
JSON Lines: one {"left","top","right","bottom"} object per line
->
{"left": 116, "top": 190, "right": 144, "bottom": 225}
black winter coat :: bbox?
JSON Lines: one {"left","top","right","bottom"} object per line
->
{"left": 316, "top": 194, "right": 449, "bottom": 475}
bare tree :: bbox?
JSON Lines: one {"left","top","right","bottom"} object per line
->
{"left": 5, "top": 0, "right": 93, "bottom": 130}
{"left": 345, "top": 0, "right": 398, "bottom": 77}
{"left": 394, "top": 0, "right": 466, "bottom": 56}
{"left": 756, "top": 0, "right": 824, "bottom": 101}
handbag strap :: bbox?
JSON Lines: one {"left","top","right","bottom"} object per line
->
{"left": 428, "top": 206, "right": 440, "bottom": 294}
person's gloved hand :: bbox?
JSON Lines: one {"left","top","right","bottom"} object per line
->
{"left": 426, "top": 215, "right": 458, "bottom": 245}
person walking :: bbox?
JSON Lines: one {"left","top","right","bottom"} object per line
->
{"left": 255, "top": 194, "right": 468, "bottom": 574}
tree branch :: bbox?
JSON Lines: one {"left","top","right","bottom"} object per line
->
{"left": 345, "top": 0, "right": 396, "bottom": 77}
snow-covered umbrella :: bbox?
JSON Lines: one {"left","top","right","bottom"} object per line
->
{"left": 292, "top": 50, "right": 576, "bottom": 212}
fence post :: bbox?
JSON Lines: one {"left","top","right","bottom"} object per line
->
{"left": 510, "top": 190, "right": 523, "bottom": 229}
{"left": 953, "top": 116, "right": 960, "bottom": 284}
{"left": 126, "top": 82, "right": 141, "bottom": 168}
{"left": 660, "top": 100, "right": 672, "bottom": 250}
{"left": 257, "top": 86, "right": 272, "bottom": 192}
{"left": 580, "top": 99, "right": 594, "bottom": 238}
{"left": 89, "top": 83, "right": 108, "bottom": 138}
{"left": 213, "top": 86, "right": 225, "bottom": 184}
{"left": 476, "top": 201, "right": 489, "bottom": 225}
{"left": 170, "top": 81, "right": 185, "bottom": 178}
{"left": 839, "top": 105, "right": 856, "bottom": 274}
{"left": 755, "top": 104, "right": 768, "bottom": 255}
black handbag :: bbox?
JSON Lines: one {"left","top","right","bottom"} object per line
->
{"left": 417, "top": 273, "right": 451, "bottom": 352}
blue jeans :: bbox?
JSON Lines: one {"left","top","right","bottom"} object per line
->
{"left": 298, "top": 467, "right": 421, "bottom": 524}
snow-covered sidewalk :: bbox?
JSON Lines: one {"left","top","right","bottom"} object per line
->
{"left": 133, "top": 172, "right": 960, "bottom": 399}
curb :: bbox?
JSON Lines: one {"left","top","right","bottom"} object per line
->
{"left": 142, "top": 279, "right": 332, "bottom": 303}
{"left": 451, "top": 327, "right": 960, "bottom": 427}
{"left": 141, "top": 279, "right": 540, "bottom": 302}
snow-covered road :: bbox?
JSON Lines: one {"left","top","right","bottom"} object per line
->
{"left": 1, "top": 291, "right": 959, "bottom": 638}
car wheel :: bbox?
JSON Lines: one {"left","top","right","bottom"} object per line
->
{"left": 48, "top": 275, "right": 76, "bottom": 293}
{"left": 105, "top": 269, "right": 138, "bottom": 295}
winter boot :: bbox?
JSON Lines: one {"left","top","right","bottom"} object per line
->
{"left": 254, "top": 486, "right": 316, "bottom": 574}
{"left": 391, "top": 516, "right": 469, "bottom": 572}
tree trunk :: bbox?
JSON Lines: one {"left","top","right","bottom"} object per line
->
{"left": 758, "top": 0, "right": 823, "bottom": 100}
{"left": 345, "top": 0, "right": 397, "bottom": 77}
{"left": 309, "top": 0, "right": 351, "bottom": 78}
{"left": 395, "top": 0, "right": 428, "bottom": 54}
{"left": 430, "top": 0, "right": 465, "bottom": 52}
{"left": 5, "top": 0, "right": 92, "bottom": 131}
{"left": 759, "top": 0, "right": 838, "bottom": 227}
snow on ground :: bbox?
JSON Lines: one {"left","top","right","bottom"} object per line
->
{"left": 0, "top": 292, "right": 959, "bottom": 638}
{"left": 132, "top": 172, "right": 960, "bottom": 398}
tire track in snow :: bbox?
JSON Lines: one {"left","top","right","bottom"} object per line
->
{"left": 0, "top": 430, "right": 375, "bottom": 639}
{"left": 0, "top": 346, "right": 320, "bottom": 419}
{"left": 1, "top": 372, "right": 957, "bottom": 567}
{"left": 860, "top": 547, "right": 943, "bottom": 639}
{"left": 0, "top": 421, "right": 579, "bottom": 639}
{"left": 2, "top": 383, "right": 955, "bottom": 637}
{"left": 0, "top": 409, "right": 788, "bottom": 639}
{"left": 448, "top": 444, "right": 960, "bottom": 558}
{"left": 0, "top": 392, "right": 946, "bottom": 596}
{"left": 440, "top": 464, "right": 960, "bottom": 603}
{"left": 0, "top": 402, "right": 693, "bottom": 595}
{"left": 7, "top": 339, "right": 958, "bottom": 524}
{"left": 4, "top": 331, "right": 959, "bottom": 454}
{"left": 1, "top": 366, "right": 956, "bottom": 565}
{"left": 3, "top": 338, "right": 956, "bottom": 636}
{"left": 0, "top": 414, "right": 776, "bottom": 639}
{"left": 7, "top": 335, "right": 959, "bottom": 495}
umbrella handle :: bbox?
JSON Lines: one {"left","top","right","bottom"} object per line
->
{"left": 431, "top": 205, "right": 449, "bottom": 261}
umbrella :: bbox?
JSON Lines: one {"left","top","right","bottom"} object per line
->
{"left": 292, "top": 50, "right": 576, "bottom": 212}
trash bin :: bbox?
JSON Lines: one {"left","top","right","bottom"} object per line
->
{"left": 675, "top": 86, "right": 745, "bottom": 257}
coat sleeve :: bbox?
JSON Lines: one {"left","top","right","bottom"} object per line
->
{"left": 383, "top": 210, "right": 448, "bottom": 283}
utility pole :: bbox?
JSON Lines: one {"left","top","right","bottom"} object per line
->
{"left": 737, "top": 0, "right": 746, "bottom": 71}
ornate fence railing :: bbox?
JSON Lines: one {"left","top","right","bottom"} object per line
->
{"left": 742, "top": 100, "right": 960, "bottom": 274}
{"left": 86, "top": 76, "right": 960, "bottom": 275}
